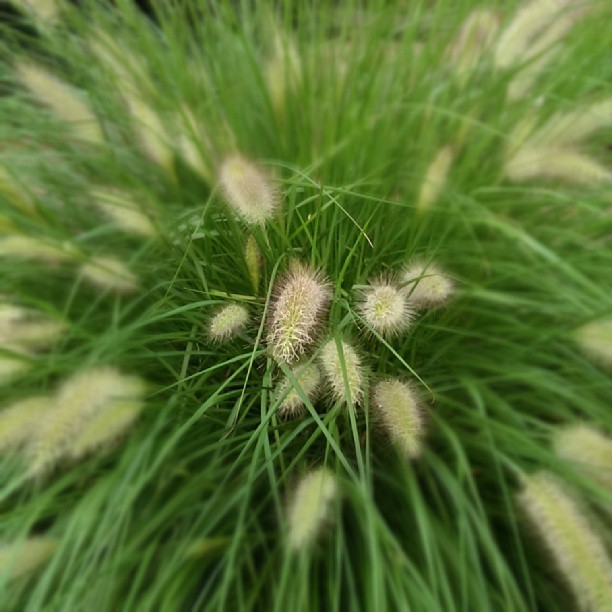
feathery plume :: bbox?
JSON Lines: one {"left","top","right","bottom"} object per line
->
{"left": 554, "top": 424, "right": 612, "bottom": 493}
{"left": 573, "top": 318, "right": 612, "bottom": 368}
{"left": 0, "top": 304, "right": 65, "bottom": 350}
{"left": 319, "top": 339, "right": 365, "bottom": 408}
{"left": 267, "top": 262, "right": 330, "bottom": 363}
{"left": 286, "top": 467, "right": 338, "bottom": 550}
{"left": 401, "top": 261, "right": 453, "bottom": 309}
{"left": 449, "top": 8, "right": 500, "bottom": 74}
{"left": 244, "top": 234, "right": 262, "bottom": 293}
{"left": 0, "top": 396, "right": 49, "bottom": 453}
{"left": 90, "top": 189, "right": 156, "bottom": 237}
{"left": 208, "top": 303, "right": 250, "bottom": 342}
{"left": 358, "top": 278, "right": 413, "bottom": 338}
{"left": 0, "top": 234, "right": 78, "bottom": 264}
{"left": 15, "top": 62, "right": 103, "bottom": 144}
{"left": 372, "top": 380, "right": 424, "bottom": 459}
{"left": 69, "top": 397, "right": 145, "bottom": 460}
{"left": 417, "top": 146, "right": 454, "bottom": 212}
{"left": 218, "top": 155, "right": 280, "bottom": 225}
{"left": 518, "top": 471, "right": 612, "bottom": 611}
{"left": 80, "top": 256, "right": 138, "bottom": 294}
{"left": 275, "top": 362, "right": 322, "bottom": 418}
{"left": 28, "top": 367, "right": 146, "bottom": 475}
{"left": 0, "top": 537, "right": 59, "bottom": 581}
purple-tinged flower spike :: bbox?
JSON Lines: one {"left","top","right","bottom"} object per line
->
{"left": 275, "top": 362, "right": 322, "bottom": 419}
{"left": 218, "top": 155, "right": 280, "bottom": 225}
{"left": 358, "top": 278, "right": 414, "bottom": 338}
{"left": 286, "top": 467, "right": 338, "bottom": 551}
{"left": 319, "top": 339, "right": 365, "bottom": 409}
{"left": 554, "top": 424, "right": 612, "bottom": 494}
{"left": 208, "top": 304, "right": 250, "bottom": 343}
{"left": 0, "top": 537, "right": 59, "bottom": 581}
{"left": 518, "top": 471, "right": 612, "bottom": 611}
{"left": 267, "top": 262, "right": 331, "bottom": 363}
{"left": 401, "top": 261, "right": 453, "bottom": 309}
{"left": 372, "top": 379, "right": 424, "bottom": 459}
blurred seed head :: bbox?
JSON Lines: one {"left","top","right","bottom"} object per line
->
{"left": 417, "top": 146, "right": 454, "bottom": 212}
{"left": 286, "top": 467, "right": 338, "bottom": 551}
{"left": 0, "top": 235, "right": 78, "bottom": 265}
{"left": 517, "top": 471, "right": 612, "bottom": 610}
{"left": 0, "top": 396, "right": 48, "bottom": 453}
{"left": 0, "top": 304, "right": 66, "bottom": 351}
{"left": 0, "top": 536, "right": 59, "bottom": 581}
{"left": 573, "top": 318, "right": 612, "bottom": 367}
{"left": 80, "top": 256, "right": 139, "bottom": 294}
{"left": 208, "top": 303, "right": 250, "bottom": 342}
{"left": 244, "top": 234, "right": 262, "bottom": 293}
{"left": 319, "top": 339, "right": 365, "bottom": 408}
{"left": 401, "top": 261, "right": 453, "bottom": 309}
{"left": 372, "top": 379, "right": 424, "bottom": 459}
{"left": 275, "top": 362, "right": 322, "bottom": 418}
{"left": 91, "top": 189, "right": 156, "bottom": 238}
{"left": 267, "top": 262, "right": 330, "bottom": 363}
{"left": 449, "top": 8, "right": 500, "bottom": 74}
{"left": 218, "top": 155, "right": 280, "bottom": 225}
{"left": 358, "top": 278, "right": 413, "bottom": 338}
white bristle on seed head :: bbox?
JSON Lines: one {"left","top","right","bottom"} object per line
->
{"left": 449, "top": 8, "right": 500, "bottom": 73}
{"left": 574, "top": 318, "right": 612, "bottom": 368}
{"left": 275, "top": 362, "right": 322, "bottom": 418}
{"left": 287, "top": 467, "right": 338, "bottom": 551}
{"left": 0, "top": 536, "right": 59, "bottom": 580}
{"left": 267, "top": 262, "right": 330, "bottom": 363}
{"left": 69, "top": 398, "right": 145, "bottom": 460}
{"left": 319, "top": 339, "right": 365, "bottom": 408}
{"left": 417, "top": 146, "right": 454, "bottom": 212}
{"left": 372, "top": 380, "right": 424, "bottom": 458}
{"left": 208, "top": 304, "right": 249, "bottom": 342}
{"left": 80, "top": 256, "right": 138, "bottom": 294}
{"left": 401, "top": 261, "right": 453, "bottom": 309}
{"left": 554, "top": 424, "right": 612, "bottom": 492}
{"left": 218, "top": 155, "right": 280, "bottom": 225}
{"left": 358, "top": 278, "right": 413, "bottom": 338}
{"left": 517, "top": 471, "right": 612, "bottom": 610}
{"left": 15, "top": 61, "right": 103, "bottom": 144}
{"left": 27, "top": 367, "right": 145, "bottom": 476}
{"left": 0, "top": 396, "right": 49, "bottom": 453}
{"left": 0, "top": 304, "right": 65, "bottom": 350}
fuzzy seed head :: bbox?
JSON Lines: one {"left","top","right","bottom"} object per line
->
{"left": 218, "top": 155, "right": 280, "bottom": 225}
{"left": 0, "top": 537, "right": 59, "bottom": 580}
{"left": 244, "top": 234, "right": 262, "bottom": 293}
{"left": 287, "top": 467, "right": 338, "bottom": 550}
{"left": 373, "top": 380, "right": 424, "bottom": 459}
{"left": 0, "top": 304, "right": 65, "bottom": 350}
{"left": 15, "top": 62, "right": 103, "bottom": 144}
{"left": 358, "top": 279, "right": 413, "bottom": 338}
{"left": 0, "top": 235, "right": 77, "bottom": 264}
{"left": 417, "top": 146, "right": 454, "bottom": 212}
{"left": 0, "top": 396, "right": 49, "bottom": 453}
{"left": 28, "top": 367, "right": 145, "bottom": 476}
{"left": 0, "top": 353, "right": 31, "bottom": 385}
{"left": 21, "top": 1, "right": 62, "bottom": 24}
{"left": 518, "top": 471, "right": 612, "bottom": 611}
{"left": 208, "top": 304, "right": 250, "bottom": 342}
{"left": 449, "top": 8, "right": 500, "bottom": 74}
{"left": 91, "top": 189, "right": 156, "bottom": 237}
{"left": 554, "top": 424, "right": 612, "bottom": 493}
{"left": 267, "top": 262, "right": 330, "bottom": 363}
{"left": 80, "top": 256, "right": 138, "bottom": 294}
{"left": 275, "top": 363, "right": 322, "bottom": 418}
{"left": 319, "top": 339, "right": 365, "bottom": 408}
{"left": 574, "top": 318, "right": 612, "bottom": 368}
{"left": 401, "top": 261, "right": 453, "bottom": 309}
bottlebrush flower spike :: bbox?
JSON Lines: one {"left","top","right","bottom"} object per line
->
{"left": 286, "top": 467, "right": 338, "bottom": 550}
{"left": 573, "top": 317, "right": 612, "bottom": 368}
{"left": 264, "top": 28, "right": 302, "bottom": 118}
{"left": 417, "top": 146, "right": 454, "bottom": 212}
{"left": 244, "top": 234, "right": 262, "bottom": 293}
{"left": 80, "top": 256, "right": 139, "bottom": 294}
{"left": 0, "top": 353, "right": 31, "bottom": 386}
{"left": 554, "top": 424, "right": 612, "bottom": 493}
{"left": 0, "top": 396, "right": 48, "bottom": 453}
{"left": 0, "top": 234, "right": 78, "bottom": 265}
{"left": 275, "top": 362, "right": 322, "bottom": 418}
{"left": 358, "top": 278, "right": 413, "bottom": 338}
{"left": 319, "top": 339, "right": 365, "bottom": 408}
{"left": 218, "top": 155, "right": 280, "bottom": 225}
{"left": 90, "top": 189, "right": 156, "bottom": 237}
{"left": 267, "top": 262, "right": 331, "bottom": 363}
{"left": 208, "top": 303, "right": 250, "bottom": 342}
{"left": 449, "top": 8, "right": 500, "bottom": 74}
{"left": 401, "top": 261, "right": 453, "bottom": 309}
{"left": 0, "top": 537, "right": 59, "bottom": 581}
{"left": 0, "top": 304, "right": 66, "bottom": 350}
{"left": 21, "top": 1, "right": 62, "bottom": 25}
{"left": 27, "top": 367, "right": 146, "bottom": 476}
{"left": 15, "top": 61, "right": 103, "bottom": 144}
{"left": 517, "top": 471, "right": 612, "bottom": 610}
{"left": 372, "top": 379, "right": 424, "bottom": 459}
